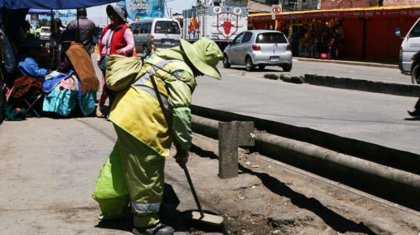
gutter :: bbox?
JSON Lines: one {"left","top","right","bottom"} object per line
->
{"left": 191, "top": 109, "right": 420, "bottom": 211}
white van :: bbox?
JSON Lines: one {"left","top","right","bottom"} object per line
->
{"left": 130, "top": 18, "right": 181, "bottom": 56}
{"left": 395, "top": 17, "right": 420, "bottom": 84}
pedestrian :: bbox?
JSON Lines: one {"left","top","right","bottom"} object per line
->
{"left": 95, "top": 5, "right": 134, "bottom": 118}
{"left": 328, "top": 33, "right": 337, "bottom": 59}
{"left": 66, "top": 8, "right": 97, "bottom": 54}
{"left": 408, "top": 98, "right": 420, "bottom": 117}
{"left": 92, "top": 37, "right": 223, "bottom": 235}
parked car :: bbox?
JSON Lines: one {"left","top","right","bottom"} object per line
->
{"left": 130, "top": 18, "right": 181, "bottom": 56}
{"left": 39, "top": 26, "right": 51, "bottom": 41}
{"left": 223, "top": 29, "right": 293, "bottom": 71}
{"left": 395, "top": 17, "right": 420, "bottom": 84}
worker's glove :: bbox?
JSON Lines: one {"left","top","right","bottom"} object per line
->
{"left": 175, "top": 149, "right": 189, "bottom": 167}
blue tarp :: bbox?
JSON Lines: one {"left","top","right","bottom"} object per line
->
{"left": 0, "top": 0, "right": 119, "bottom": 10}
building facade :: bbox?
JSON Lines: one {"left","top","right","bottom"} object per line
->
{"left": 321, "top": 0, "right": 420, "bottom": 9}
{"left": 249, "top": 4, "right": 420, "bottom": 62}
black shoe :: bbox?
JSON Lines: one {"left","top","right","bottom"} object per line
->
{"left": 408, "top": 110, "right": 420, "bottom": 117}
{"left": 132, "top": 223, "right": 174, "bottom": 235}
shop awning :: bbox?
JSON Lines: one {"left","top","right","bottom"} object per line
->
{"left": 0, "top": 0, "right": 119, "bottom": 10}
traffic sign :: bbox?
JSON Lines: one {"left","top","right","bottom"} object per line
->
{"left": 272, "top": 4, "right": 282, "bottom": 15}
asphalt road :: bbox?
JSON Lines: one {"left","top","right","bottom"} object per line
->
{"left": 192, "top": 61, "right": 420, "bottom": 155}
{"left": 223, "top": 58, "right": 408, "bottom": 84}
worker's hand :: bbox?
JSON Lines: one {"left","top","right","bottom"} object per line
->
{"left": 175, "top": 149, "right": 189, "bottom": 167}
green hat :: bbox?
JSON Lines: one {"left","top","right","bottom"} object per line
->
{"left": 180, "top": 38, "right": 223, "bottom": 79}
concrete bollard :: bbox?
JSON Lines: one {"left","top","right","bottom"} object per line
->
{"left": 218, "top": 121, "right": 255, "bottom": 179}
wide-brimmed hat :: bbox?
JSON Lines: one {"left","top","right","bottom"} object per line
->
{"left": 180, "top": 38, "right": 223, "bottom": 79}
{"left": 106, "top": 5, "right": 127, "bottom": 23}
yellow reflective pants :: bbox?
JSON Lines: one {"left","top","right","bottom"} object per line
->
{"left": 114, "top": 125, "right": 165, "bottom": 228}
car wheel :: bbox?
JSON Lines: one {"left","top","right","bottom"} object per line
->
{"left": 258, "top": 65, "right": 266, "bottom": 70}
{"left": 282, "top": 63, "right": 292, "bottom": 72}
{"left": 223, "top": 54, "right": 231, "bottom": 68}
{"left": 246, "top": 57, "right": 255, "bottom": 71}
{"left": 411, "top": 64, "right": 420, "bottom": 84}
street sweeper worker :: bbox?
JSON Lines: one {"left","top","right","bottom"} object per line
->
{"left": 92, "top": 37, "right": 223, "bottom": 235}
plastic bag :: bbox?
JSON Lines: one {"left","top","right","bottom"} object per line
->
{"left": 92, "top": 144, "right": 129, "bottom": 220}
{"left": 99, "top": 54, "right": 109, "bottom": 73}
{"left": 42, "top": 86, "right": 77, "bottom": 116}
{"left": 78, "top": 91, "right": 96, "bottom": 116}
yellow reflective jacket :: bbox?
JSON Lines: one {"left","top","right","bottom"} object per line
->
{"left": 106, "top": 51, "right": 196, "bottom": 157}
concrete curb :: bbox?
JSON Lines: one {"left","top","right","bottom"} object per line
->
{"left": 304, "top": 74, "right": 420, "bottom": 97}
{"left": 191, "top": 105, "right": 420, "bottom": 175}
{"left": 191, "top": 107, "right": 420, "bottom": 211}
{"left": 275, "top": 74, "right": 420, "bottom": 97}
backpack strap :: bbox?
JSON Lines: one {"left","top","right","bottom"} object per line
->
{"left": 131, "top": 59, "right": 175, "bottom": 111}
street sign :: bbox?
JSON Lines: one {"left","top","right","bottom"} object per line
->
{"left": 272, "top": 4, "right": 282, "bottom": 15}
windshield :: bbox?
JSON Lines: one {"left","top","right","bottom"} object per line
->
{"left": 154, "top": 21, "right": 180, "bottom": 34}
{"left": 41, "top": 28, "right": 50, "bottom": 33}
{"left": 409, "top": 20, "right": 420, "bottom": 38}
{"left": 256, "top": 32, "right": 287, "bottom": 44}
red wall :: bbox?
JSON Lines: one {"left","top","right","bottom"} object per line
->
{"left": 346, "top": 16, "right": 418, "bottom": 61}
{"left": 342, "top": 18, "right": 363, "bottom": 59}
{"left": 364, "top": 16, "right": 409, "bottom": 61}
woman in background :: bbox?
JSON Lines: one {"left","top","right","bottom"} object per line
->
{"left": 96, "top": 5, "right": 134, "bottom": 118}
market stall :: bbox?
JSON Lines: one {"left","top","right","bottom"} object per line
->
{"left": 0, "top": 0, "right": 119, "bottom": 123}
{"left": 249, "top": 5, "right": 420, "bottom": 62}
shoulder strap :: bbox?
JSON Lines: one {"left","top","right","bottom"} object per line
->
{"left": 145, "top": 59, "right": 184, "bottom": 80}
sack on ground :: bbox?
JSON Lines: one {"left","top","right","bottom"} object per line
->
{"left": 42, "top": 86, "right": 77, "bottom": 117}
{"left": 42, "top": 75, "right": 78, "bottom": 116}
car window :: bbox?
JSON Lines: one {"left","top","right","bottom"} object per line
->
{"left": 255, "top": 32, "right": 287, "bottom": 43}
{"left": 233, "top": 33, "right": 244, "bottom": 44}
{"left": 141, "top": 23, "right": 152, "bottom": 33}
{"left": 409, "top": 21, "right": 420, "bottom": 38}
{"left": 131, "top": 22, "right": 152, "bottom": 34}
{"left": 154, "top": 21, "right": 180, "bottom": 34}
{"left": 242, "top": 32, "right": 252, "bottom": 43}
{"left": 130, "top": 23, "right": 140, "bottom": 33}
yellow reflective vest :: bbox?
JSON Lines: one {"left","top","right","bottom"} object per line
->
{"left": 106, "top": 52, "right": 196, "bottom": 157}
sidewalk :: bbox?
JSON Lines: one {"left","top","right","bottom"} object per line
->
{"left": 295, "top": 57, "right": 399, "bottom": 69}
{"left": 0, "top": 117, "right": 419, "bottom": 234}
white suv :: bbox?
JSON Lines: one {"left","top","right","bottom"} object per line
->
{"left": 39, "top": 26, "right": 51, "bottom": 41}
{"left": 223, "top": 30, "right": 293, "bottom": 71}
{"left": 130, "top": 18, "right": 181, "bottom": 56}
